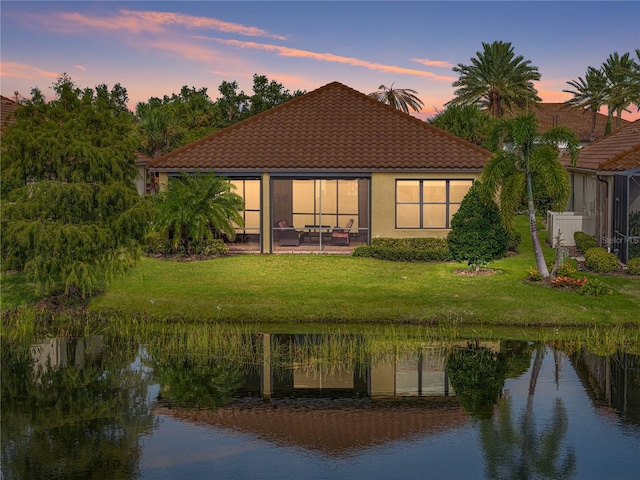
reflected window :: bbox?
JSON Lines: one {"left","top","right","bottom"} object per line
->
{"left": 230, "top": 179, "right": 261, "bottom": 236}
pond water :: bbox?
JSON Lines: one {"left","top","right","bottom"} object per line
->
{"left": 1, "top": 328, "right": 639, "bottom": 479}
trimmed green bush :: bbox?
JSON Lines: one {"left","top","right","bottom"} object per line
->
{"left": 574, "top": 231, "right": 598, "bottom": 254}
{"left": 447, "top": 182, "right": 509, "bottom": 267}
{"left": 627, "top": 257, "right": 640, "bottom": 275}
{"left": 353, "top": 237, "right": 451, "bottom": 262}
{"left": 584, "top": 247, "right": 619, "bottom": 274}
{"left": 578, "top": 278, "right": 613, "bottom": 296}
{"left": 352, "top": 244, "right": 450, "bottom": 262}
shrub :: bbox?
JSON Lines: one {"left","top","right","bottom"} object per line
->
{"left": 578, "top": 278, "right": 613, "bottom": 296}
{"left": 627, "top": 258, "right": 640, "bottom": 275}
{"left": 352, "top": 245, "right": 450, "bottom": 262}
{"left": 551, "top": 276, "right": 588, "bottom": 289}
{"left": 193, "top": 238, "right": 228, "bottom": 256}
{"left": 574, "top": 231, "right": 598, "bottom": 254}
{"left": 556, "top": 260, "right": 577, "bottom": 277}
{"left": 584, "top": 247, "right": 619, "bottom": 274}
{"left": 370, "top": 237, "right": 448, "bottom": 250}
{"left": 527, "top": 266, "right": 542, "bottom": 281}
{"left": 144, "top": 231, "right": 172, "bottom": 255}
{"left": 447, "top": 182, "right": 509, "bottom": 267}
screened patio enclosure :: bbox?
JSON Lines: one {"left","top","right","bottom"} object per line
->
{"left": 612, "top": 170, "right": 640, "bottom": 263}
{"left": 271, "top": 177, "right": 370, "bottom": 251}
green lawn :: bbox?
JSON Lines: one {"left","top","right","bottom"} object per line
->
{"left": 85, "top": 217, "right": 639, "bottom": 326}
{"left": 3, "top": 216, "right": 639, "bottom": 326}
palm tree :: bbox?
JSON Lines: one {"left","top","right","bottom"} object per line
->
{"left": 368, "top": 83, "right": 424, "bottom": 114}
{"left": 428, "top": 104, "right": 494, "bottom": 148}
{"left": 153, "top": 172, "right": 245, "bottom": 254}
{"left": 563, "top": 66, "right": 608, "bottom": 141}
{"left": 448, "top": 41, "right": 541, "bottom": 117}
{"left": 602, "top": 52, "right": 639, "bottom": 130}
{"left": 480, "top": 114, "right": 579, "bottom": 278}
{"left": 136, "top": 105, "right": 183, "bottom": 159}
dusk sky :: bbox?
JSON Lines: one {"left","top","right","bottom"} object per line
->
{"left": 2, "top": 1, "right": 639, "bottom": 120}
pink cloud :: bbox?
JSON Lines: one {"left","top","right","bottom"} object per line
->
{"left": 411, "top": 58, "right": 454, "bottom": 69}
{"left": 39, "top": 9, "right": 286, "bottom": 40}
{"left": 203, "top": 38, "right": 457, "bottom": 81}
{"left": 0, "top": 62, "right": 59, "bottom": 80}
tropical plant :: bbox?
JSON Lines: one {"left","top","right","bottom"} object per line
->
{"left": 0, "top": 74, "right": 152, "bottom": 297}
{"left": 368, "top": 83, "right": 424, "bottom": 114}
{"left": 479, "top": 114, "right": 579, "bottom": 278}
{"left": 602, "top": 52, "right": 639, "bottom": 130}
{"left": 563, "top": 67, "right": 609, "bottom": 141}
{"left": 448, "top": 41, "right": 541, "bottom": 117}
{"left": 427, "top": 104, "right": 494, "bottom": 147}
{"left": 152, "top": 172, "right": 245, "bottom": 254}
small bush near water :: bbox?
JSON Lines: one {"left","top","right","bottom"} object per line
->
{"left": 352, "top": 238, "right": 450, "bottom": 262}
{"left": 584, "top": 247, "right": 619, "bottom": 274}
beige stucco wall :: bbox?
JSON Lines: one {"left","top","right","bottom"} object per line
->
{"left": 370, "top": 172, "right": 481, "bottom": 239}
{"left": 157, "top": 172, "right": 169, "bottom": 192}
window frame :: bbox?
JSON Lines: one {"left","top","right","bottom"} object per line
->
{"left": 395, "top": 179, "right": 474, "bottom": 229}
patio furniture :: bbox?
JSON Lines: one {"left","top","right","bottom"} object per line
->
{"left": 303, "top": 225, "right": 331, "bottom": 245}
{"left": 331, "top": 218, "right": 354, "bottom": 246}
{"left": 276, "top": 219, "right": 301, "bottom": 247}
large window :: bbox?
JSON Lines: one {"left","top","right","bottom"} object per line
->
{"left": 396, "top": 179, "right": 473, "bottom": 229}
{"left": 230, "top": 179, "right": 261, "bottom": 237}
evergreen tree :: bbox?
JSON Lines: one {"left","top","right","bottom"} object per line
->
{"left": 1, "top": 74, "right": 152, "bottom": 297}
{"left": 447, "top": 181, "right": 510, "bottom": 269}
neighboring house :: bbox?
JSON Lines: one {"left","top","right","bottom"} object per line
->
{"left": 552, "top": 120, "right": 640, "bottom": 263}
{"left": 1, "top": 95, "right": 20, "bottom": 135}
{"left": 508, "top": 103, "right": 630, "bottom": 146}
{"left": 148, "top": 81, "right": 491, "bottom": 253}
{"left": 135, "top": 152, "right": 153, "bottom": 195}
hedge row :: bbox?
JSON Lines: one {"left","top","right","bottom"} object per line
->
{"left": 574, "top": 231, "right": 598, "bottom": 254}
{"left": 584, "top": 247, "right": 619, "bottom": 274}
{"left": 352, "top": 238, "right": 451, "bottom": 262}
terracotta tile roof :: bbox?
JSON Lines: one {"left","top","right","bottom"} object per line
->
{"left": 149, "top": 81, "right": 490, "bottom": 172}
{"left": 507, "top": 103, "right": 630, "bottom": 143}
{"left": 561, "top": 120, "right": 640, "bottom": 172}
{"left": 0, "top": 95, "right": 19, "bottom": 135}
{"left": 156, "top": 398, "right": 467, "bottom": 457}
{"left": 135, "top": 151, "right": 153, "bottom": 166}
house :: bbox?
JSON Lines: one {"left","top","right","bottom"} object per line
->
{"left": 135, "top": 151, "right": 153, "bottom": 195}
{"left": 507, "top": 102, "right": 630, "bottom": 146}
{"left": 0, "top": 95, "right": 20, "bottom": 135}
{"left": 551, "top": 120, "right": 640, "bottom": 263}
{"left": 148, "top": 81, "right": 491, "bottom": 253}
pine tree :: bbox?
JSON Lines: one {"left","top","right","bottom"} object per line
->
{"left": 1, "top": 74, "right": 152, "bottom": 297}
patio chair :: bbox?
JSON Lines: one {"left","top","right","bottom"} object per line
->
{"left": 331, "top": 218, "right": 354, "bottom": 246}
{"left": 276, "top": 219, "right": 301, "bottom": 247}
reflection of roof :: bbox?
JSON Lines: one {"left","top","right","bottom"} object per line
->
{"left": 148, "top": 81, "right": 490, "bottom": 172}
{"left": 156, "top": 397, "right": 468, "bottom": 457}
{"left": 561, "top": 120, "right": 640, "bottom": 172}
{"left": 506, "top": 103, "right": 630, "bottom": 143}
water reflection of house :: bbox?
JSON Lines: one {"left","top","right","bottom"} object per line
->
{"left": 30, "top": 336, "right": 104, "bottom": 376}
{"left": 570, "top": 350, "right": 640, "bottom": 427}
{"left": 154, "top": 334, "right": 485, "bottom": 456}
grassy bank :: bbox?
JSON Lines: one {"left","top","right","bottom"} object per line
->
{"left": 3, "top": 217, "right": 639, "bottom": 326}
{"left": 85, "top": 218, "right": 638, "bottom": 326}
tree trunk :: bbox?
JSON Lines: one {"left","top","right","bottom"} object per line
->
{"left": 527, "top": 173, "right": 549, "bottom": 277}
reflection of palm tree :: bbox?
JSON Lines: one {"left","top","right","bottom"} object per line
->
{"left": 368, "top": 84, "right": 425, "bottom": 114}
{"left": 479, "top": 345, "right": 576, "bottom": 479}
